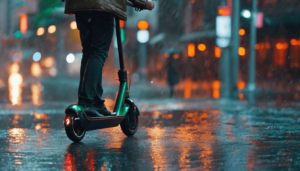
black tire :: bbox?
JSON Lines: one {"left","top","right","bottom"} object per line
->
{"left": 64, "top": 113, "right": 86, "bottom": 142}
{"left": 121, "top": 104, "right": 139, "bottom": 136}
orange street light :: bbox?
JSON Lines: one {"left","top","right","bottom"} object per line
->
{"left": 37, "top": 27, "right": 45, "bottom": 36}
{"left": 198, "top": 44, "right": 206, "bottom": 51}
{"left": 239, "top": 29, "right": 245, "bottom": 36}
{"left": 20, "top": 14, "right": 28, "bottom": 34}
{"left": 188, "top": 43, "right": 195, "bottom": 57}
{"left": 137, "top": 20, "right": 149, "bottom": 30}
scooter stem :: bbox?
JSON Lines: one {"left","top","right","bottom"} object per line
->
{"left": 115, "top": 18, "right": 125, "bottom": 70}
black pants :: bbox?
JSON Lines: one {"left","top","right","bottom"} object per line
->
{"left": 75, "top": 11, "right": 114, "bottom": 108}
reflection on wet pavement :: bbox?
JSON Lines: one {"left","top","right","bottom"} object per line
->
{"left": 0, "top": 107, "right": 300, "bottom": 170}
{"left": 8, "top": 63, "right": 23, "bottom": 106}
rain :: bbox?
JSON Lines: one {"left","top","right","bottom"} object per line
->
{"left": 0, "top": 0, "right": 300, "bottom": 170}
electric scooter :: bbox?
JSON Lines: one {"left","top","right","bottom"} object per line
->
{"left": 63, "top": 18, "right": 140, "bottom": 142}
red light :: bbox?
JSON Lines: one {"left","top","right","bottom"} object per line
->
{"left": 218, "top": 6, "right": 231, "bottom": 16}
{"left": 66, "top": 118, "right": 70, "bottom": 125}
{"left": 120, "top": 20, "right": 125, "bottom": 28}
{"left": 20, "top": 14, "right": 28, "bottom": 34}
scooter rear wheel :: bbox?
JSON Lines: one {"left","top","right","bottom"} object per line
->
{"left": 120, "top": 104, "right": 139, "bottom": 136}
{"left": 64, "top": 113, "right": 86, "bottom": 142}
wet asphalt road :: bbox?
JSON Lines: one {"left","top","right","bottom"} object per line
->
{"left": 1, "top": 100, "right": 300, "bottom": 170}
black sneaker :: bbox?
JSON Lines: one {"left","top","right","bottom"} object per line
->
{"left": 95, "top": 106, "right": 113, "bottom": 116}
{"left": 84, "top": 107, "right": 104, "bottom": 117}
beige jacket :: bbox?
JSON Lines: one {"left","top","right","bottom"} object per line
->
{"left": 64, "top": 0, "right": 148, "bottom": 21}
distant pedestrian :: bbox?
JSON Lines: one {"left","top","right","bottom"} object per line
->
{"left": 167, "top": 54, "right": 180, "bottom": 97}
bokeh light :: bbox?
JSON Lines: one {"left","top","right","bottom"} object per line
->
{"left": 36, "top": 27, "right": 45, "bottom": 36}
{"left": 70, "top": 21, "right": 77, "bottom": 29}
{"left": 48, "top": 25, "right": 56, "bottom": 34}
{"left": 66, "top": 53, "right": 75, "bottom": 63}
{"left": 33, "top": 52, "right": 41, "bottom": 62}
{"left": 198, "top": 44, "right": 206, "bottom": 51}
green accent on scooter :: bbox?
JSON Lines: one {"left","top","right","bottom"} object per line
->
{"left": 66, "top": 104, "right": 85, "bottom": 113}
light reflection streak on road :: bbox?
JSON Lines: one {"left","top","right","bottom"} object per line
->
{"left": 33, "top": 113, "right": 50, "bottom": 135}
{"left": 8, "top": 63, "right": 23, "bottom": 105}
{"left": 146, "top": 126, "right": 168, "bottom": 170}
{"left": 178, "top": 111, "right": 219, "bottom": 170}
{"left": 31, "top": 83, "right": 43, "bottom": 106}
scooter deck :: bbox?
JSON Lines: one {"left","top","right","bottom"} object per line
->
{"left": 78, "top": 112, "right": 125, "bottom": 131}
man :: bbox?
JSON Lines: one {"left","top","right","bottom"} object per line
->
{"left": 64, "top": 0, "right": 155, "bottom": 117}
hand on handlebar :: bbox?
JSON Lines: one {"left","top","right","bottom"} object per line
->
{"left": 146, "top": 0, "right": 155, "bottom": 10}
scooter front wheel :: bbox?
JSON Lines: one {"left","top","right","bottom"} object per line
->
{"left": 64, "top": 113, "right": 86, "bottom": 142}
{"left": 120, "top": 104, "right": 139, "bottom": 136}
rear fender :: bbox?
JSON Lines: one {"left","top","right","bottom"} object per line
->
{"left": 65, "top": 104, "right": 85, "bottom": 117}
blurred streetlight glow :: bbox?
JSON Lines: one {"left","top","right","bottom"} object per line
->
{"left": 10, "top": 63, "right": 20, "bottom": 74}
{"left": 173, "top": 53, "right": 180, "bottom": 59}
{"left": 20, "top": 14, "right": 28, "bottom": 34}
{"left": 120, "top": 20, "right": 125, "bottom": 28}
{"left": 290, "top": 39, "right": 298, "bottom": 46}
{"left": 31, "top": 62, "right": 42, "bottom": 77}
{"left": 37, "top": 27, "right": 45, "bottom": 36}
{"left": 238, "top": 47, "right": 246, "bottom": 56}
{"left": 42, "top": 57, "right": 55, "bottom": 68}
{"left": 137, "top": 30, "right": 149, "bottom": 43}
{"left": 137, "top": 20, "right": 149, "bottom": 30}
{"left": 33, "top": 52, "right": 41, "bottom": 62}
{"left": 239, "top": 29, "right": 245, "bottom": 36}
{"left": 48, "top": 25, "right": 56, "bottom": 34}
{"left": 276, "top": 43, "right": 288, "bottom": 50}
{"left": 241, "top": 10, "right": 251, "bottom": 18}
{"left": 255, "top": 44, "right": 260, "bottom": 50}
{"left": 70, "top": 21, "right": 77, "bottom": 29}
{"left": 188, "top": 43, "right": 195, "bottom": 57}
{"left": 238, "top": 81, "right": 246, "bottom": 90}
{"left": 212, "top": 80, "right": 221, "bottom": 99}
{"left": 198, "top": 44, "right": 206, "bottom": 51}
{"left": 215, "top": 47, "right": 221, "bottom": 58}
{"left": 66, "top": 53, "right": 75, "bottom": 63}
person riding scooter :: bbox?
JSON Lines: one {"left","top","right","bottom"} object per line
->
{"left": 63, "top": 0, "right": 155, "bottom": 117}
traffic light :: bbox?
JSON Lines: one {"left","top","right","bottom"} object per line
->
{"left": 241, "top": 9, "right": 251, "bottom": 18}
{"left": 20, "top": 14, "right": 28, "bottom": 34}
{"left": 137, "top": 20, "right": 149, "bottom": 43}
{"left": 218, "top": 6, "right": 231, "bottom": 16}
{"left": 120, "top": 20, "right": 125, "bottom": 43}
